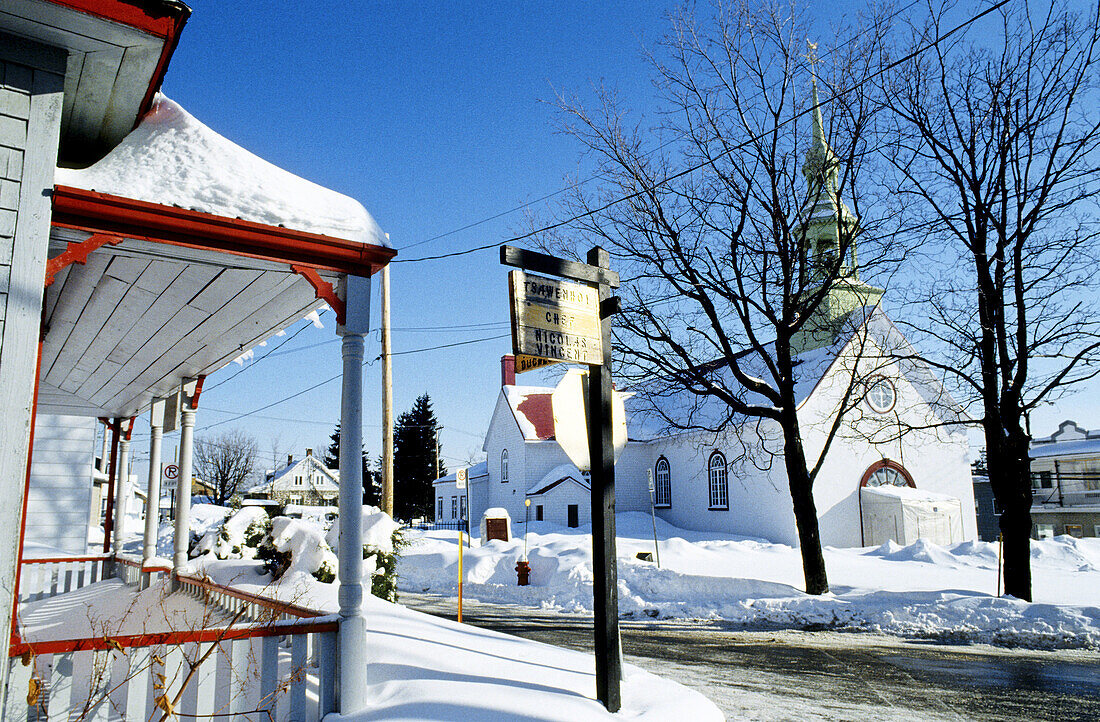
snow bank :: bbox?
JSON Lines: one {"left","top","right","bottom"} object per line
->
{"left": 399, "top": 513, "right": 1100, "bottom": 649}
{"left": 55, "top": 95, "right": 389, "bottom": 247}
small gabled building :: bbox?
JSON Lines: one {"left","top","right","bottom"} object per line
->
{"left": 250, "top": 449, "right": 339, "bottom": 507}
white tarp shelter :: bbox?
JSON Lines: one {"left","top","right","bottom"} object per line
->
{"left": 860, "top": 485, "right": 964, "bottom": 546}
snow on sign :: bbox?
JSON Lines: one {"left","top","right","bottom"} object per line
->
{"left": 161, "top": 463, "right": 179, "bottom": 491}
{"left": 509, "top": 270, "right": 603, "bottom": 365}
{"left": 551, "top": 368, "right": 627, "bottom": 471}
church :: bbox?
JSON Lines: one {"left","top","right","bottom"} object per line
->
{"left": 436, "top": 89, "right": 977, "bottom": 549}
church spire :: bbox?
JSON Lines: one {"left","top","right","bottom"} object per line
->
{"left": 799, "top": 50, "right": 855, "bottom": 280}
{"left": 790, "top": 43, "right": 883, "bottom": 355}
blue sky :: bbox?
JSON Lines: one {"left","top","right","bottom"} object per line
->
{"left": 124, "top": 1, "right": 1100, "bottom": 476}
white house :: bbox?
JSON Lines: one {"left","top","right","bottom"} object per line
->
{"left": 249, "top": 449, "right": 340, "bottom": 507}
{"left": 431, "top": 461, "right": 486, "bottom": 524}
{"left": 1028, "top": 420, "right": 1100, "bottom": 539}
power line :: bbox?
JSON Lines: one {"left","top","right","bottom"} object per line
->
{"left": 190, "top": 331, "right": 509, "bottom": 431}
{"left": 385, "top": 333, "right": 511, "bottom": 357}
{"left": 391, "top": 0, "right": 1006, "bottom": 265}
{"left": 203, "top": 312, "right": 327, "bottom": 393}
{"left": 392, "top": 0, "right": 926, "bottom": 258}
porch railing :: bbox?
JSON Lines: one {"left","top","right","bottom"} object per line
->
{"left": 18, "top": 556, "right": 112, "bottom": 602}
{"left": 18, "top": 554, "right": 172, "bottom": 602}
{"left": 6, "top": 616, "right": 338, "bottom": 721}
{"left": 175, "top": 573, "right": 326, "bottom": 622}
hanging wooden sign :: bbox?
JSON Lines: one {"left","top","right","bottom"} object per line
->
{"left": 509, "top": 269, "right": 603, "bottom": 365}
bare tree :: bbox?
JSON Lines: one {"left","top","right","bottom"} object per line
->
{"left": 884, "top": 1, "right": 1100, "bottom": 600}
{"left": 540, "top": 2, "right": 899, "bottom": 594}
{"left": 194, "top": 430, "right": 259, "bottom": 506}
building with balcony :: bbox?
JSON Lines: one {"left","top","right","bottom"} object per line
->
{"left": 1030, "top": 420, "right": 1100, "bottom": 539}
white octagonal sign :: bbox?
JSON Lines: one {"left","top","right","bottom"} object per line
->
{"left": 551, "top": 368, "right": 627, "bottom": 472}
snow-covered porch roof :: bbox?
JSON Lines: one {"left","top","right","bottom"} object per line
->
{"left": 38, "top": 97, "right": 395, "bottom": 418}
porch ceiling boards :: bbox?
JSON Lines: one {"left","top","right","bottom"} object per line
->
{"left": 40, "top": 226, "right": 332, "bottom": 418}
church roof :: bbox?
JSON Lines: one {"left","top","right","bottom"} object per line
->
{"left": 628, "top": 305, "right": 964, "bottom": 439}
{"left": 527, "top": 464, "right": 589, "bottom": 496}
{"left": 502, "top": 386, "right": 556, "bottom": 441}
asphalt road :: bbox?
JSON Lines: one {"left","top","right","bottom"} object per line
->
{"left": 400, "top": 592, "right": 1100, "bottom": 721}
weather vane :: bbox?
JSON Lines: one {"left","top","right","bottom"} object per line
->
{"left": 803, "top": 39, "right": 819, "bottom": 67}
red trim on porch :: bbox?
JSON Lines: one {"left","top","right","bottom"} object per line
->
{"left": 175, "top": 573, "right": 326, "bottom": 618}
{"left": 41, "top": 0, "right": 186, "bottom": 38}
{"left": 20, "top": 555, "right": 112, "bottom": 564}
{"left": 189, "top": 375, "right": 205, "bottom": 410}
{"left": 44, "top": 234, "right": 124, "bottom": 287}
{"left": 10, "top": 618, "right": 338, "bottom": 657}
{"left": 292, "top": 264, "right": 346, "bottom": 324}
{"left": 103, "top": 419, "right": 121, "bottom": 553}
{"left": 11, "top": 338, "right": 44, "bottom": 643}
{"left": 52, "top": 186, "right": 396, "bottom": 277}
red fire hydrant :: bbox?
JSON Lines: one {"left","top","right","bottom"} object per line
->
{"left": 516, "top": 560, "right": 531, "bottom": 586}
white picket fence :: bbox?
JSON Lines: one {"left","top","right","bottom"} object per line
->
{"left": 5, "top": 617, "right": 339, "bottom": 721}
{"left": 18, "top": 556, "right": 112, "bottom": 602}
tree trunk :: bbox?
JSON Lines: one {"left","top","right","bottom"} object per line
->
{"left": 990, "top": 426, "right": 1034, "bottom": 601}
{"left": 781, "top": 415, "right": 829, "bottom": 595}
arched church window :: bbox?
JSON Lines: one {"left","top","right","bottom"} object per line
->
{"left": 501, "top": 449, "right": 509, "bottom": 484}
{"left": 708, "top": 452, "right": 728, "bottom": 510}
{"left": 654, "top": 457, "right": 671, "bottom": 507}
{"left": 860, "top": 459, "right": 914, "bottom": 488}
{"left": 865, "top": 377, "right": 896, "bottom": 414}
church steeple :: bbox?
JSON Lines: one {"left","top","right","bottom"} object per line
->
{"left": 791, "top": 54, "right": 883, "bottom": 355}
{"left": 800, "top": 69, "right": 857, "bottom": 281}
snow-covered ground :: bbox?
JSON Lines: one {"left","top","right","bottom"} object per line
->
{"left": 399, "top": 513, "right": 1100, "bottom": 649}
{"left": 104, "top": 506, "right": 722, "bottom": 720}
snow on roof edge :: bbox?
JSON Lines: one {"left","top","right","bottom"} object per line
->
{"left": 55, "top": 95, "right": 390, "bottom": 248}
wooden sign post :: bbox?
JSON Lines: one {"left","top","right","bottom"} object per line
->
{"left": 502, "top": 244, "right": 622, "bottom": 712}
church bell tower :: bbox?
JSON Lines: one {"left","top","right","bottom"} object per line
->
{"left": 791, "top": 70, "right": 883, "bottom": 354}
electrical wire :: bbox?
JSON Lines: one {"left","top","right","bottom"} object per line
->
{"left": 391, "top": 0, "right": 1007, "bottom": 265}
{"left": 393, "top": 0, "right": 927, "bottom": 257}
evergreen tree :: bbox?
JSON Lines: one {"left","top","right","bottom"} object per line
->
{"left": 324, "top": 422, "right": 380, "bottom": 506}
{"left": 393, "top": 393, "right": 445, "bottom": 520}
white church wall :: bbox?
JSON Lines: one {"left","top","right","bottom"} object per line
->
{"left": 483, "top": 394, "right": 526, "bottom": 523}
{"left": 798, "top": 338, "right": 976, "bottom": 548}
{"left": 612, "top": 442, "right": 657, "bottom": 514}
{"left": 650, "top": 427, "right": 800, "bottom": 545}
{"left": 530, "top": 480, "right": 591, "bottom": 528}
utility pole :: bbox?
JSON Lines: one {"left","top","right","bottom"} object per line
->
{"left": 381, "top": 264, "right": 394, "bottom": 517}
{"left": 434, "top": 425, "right": 442, "bottom": 479}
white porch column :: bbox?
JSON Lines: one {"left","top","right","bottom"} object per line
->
{"left": 113, "top": 437, "right": 131, "bottom": 553}
{"left": 337, "top": 331, "right": 368, "bottom": 713}
{"left": 142, "top": 400, "right": 165, "bottom": 585}
{"left": 335, "top": 272, "right": 372, "bottom": 714}
{"left": 173, "top": 407, "right": 196, "bottom": 580}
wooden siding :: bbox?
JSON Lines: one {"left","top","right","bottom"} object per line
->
{"left": 26, "top": 415, "right": 96, "bottom": 555}
{"left": 0, "top": 41, "right": 65, "bottom": 711}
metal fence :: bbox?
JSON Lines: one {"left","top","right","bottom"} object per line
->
{"left": 406, "top": 519, "right": 469, "bottom": 532}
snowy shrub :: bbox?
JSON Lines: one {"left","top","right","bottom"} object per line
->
{"left": 364, "top": 527, "right": 407, "bottom": 602}
{"left": 266, "top": 517, "right": 339, "bottom": 583}
{"left": 256, "top": 534, "right": 291, "bottom": 578}
{"left": 313, "top": 560, "right": 336, "bottom": 584}
{"left": 200, "top": 507, "right": 269, "bottom": 559}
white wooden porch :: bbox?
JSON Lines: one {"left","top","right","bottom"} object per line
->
{"left": 7, "top": 556, "right": 336, "bottom": 721}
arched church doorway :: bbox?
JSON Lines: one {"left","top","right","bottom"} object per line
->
{"left": 858, "top": 459, "right": 915, "bottom": 545}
